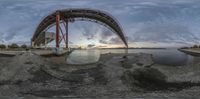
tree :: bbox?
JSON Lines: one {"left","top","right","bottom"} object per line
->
{"left": 21, "top": 44, "right": 27, "bottom": 49}
{"left": 9, "top": 43, "right": 19, "bottom": 48}
{"left": 0, "top": 44, "right": 6, "bottom": 49}
{"left": 193, "top": 45, "right": 198, "bottom": 48}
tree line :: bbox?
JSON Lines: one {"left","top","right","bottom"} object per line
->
{"left": 0, "top": 43, "right": 28, "bottom": 49}
{"left": 181, "top": 45, "right": 200, "bottom": 49}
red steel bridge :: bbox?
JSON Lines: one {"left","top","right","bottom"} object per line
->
{"left": 31, "top": 8, "right": 128, "bottom": 48}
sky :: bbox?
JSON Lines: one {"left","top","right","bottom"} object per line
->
{"left": 0, "top": 0, "right": 200, "bottom": 48}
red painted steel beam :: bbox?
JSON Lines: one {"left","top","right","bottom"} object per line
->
{"left": 56, "top": 11, "right": 60, "bottom": 48}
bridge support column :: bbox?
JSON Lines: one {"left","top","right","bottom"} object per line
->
{"left": 65, "top": 20, "right": 68, "bottom": 49}
{"left": 56, "top": 11, "right": 60, "bottom": 48}
{"left": 31, "top": 41, "right": 35, "bottom": 48}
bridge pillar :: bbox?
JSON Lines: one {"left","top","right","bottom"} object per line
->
{"left": 56, "top": 11, "right": 60, "bottom": 48}
{"left": 31, "top": 41, "right": 35, "bottom": 48}
{"left": 65, "top": 20, "right": 68, "bottom": 49}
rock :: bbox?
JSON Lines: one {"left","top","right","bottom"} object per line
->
{"left": 120, "top": 53, "right": 154, "bottom": 69}
{"left": 120, "top": 60, "right": 132, "bottom": 69}
{"left": 121, "top": 67, "right": 167, "bottom": 91}
{"left": 0, "top": 52, "right": 46, "bottom": 82}
{"left": 25, "top": 89, "right": 72, "bottom": 97}
{"left": 134, "top": 53, "right": 154, "bottom": 67}
{"left": 120, "top": 55, "right": 132, "bottom": 69}
{"left": 0, "top": 52, "right": 200, "bottom": 97}
{"left": 70, "top": 65, "right": 107, "bottom": 84}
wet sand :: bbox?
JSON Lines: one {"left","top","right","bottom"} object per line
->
{"left": 0, "top": 52, "right": 199, "bottom": 98}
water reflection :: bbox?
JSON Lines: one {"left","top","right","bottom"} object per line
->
{"left": 67, "top": 49, "right": 200, "bottom": 66}
{"left": 67, "top": 49, "right": 100, "bottom": 64}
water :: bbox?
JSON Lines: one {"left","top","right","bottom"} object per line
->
{"left": 67, "top": 49, "right": 100, "bottom": 64}
{"left": 67, "top": 48, "right": 200, "bottom": 66}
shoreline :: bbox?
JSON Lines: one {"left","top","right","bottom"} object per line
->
{"left": 178, "top": 48, "right": 200, "bottom": 56}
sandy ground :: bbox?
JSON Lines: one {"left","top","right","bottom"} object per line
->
{"left": 0, "top": 52, "right": 200, "bottom": 98}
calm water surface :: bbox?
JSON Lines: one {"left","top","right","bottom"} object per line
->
{"left": 67, "top": 49, "right": 200, "bottom": 66}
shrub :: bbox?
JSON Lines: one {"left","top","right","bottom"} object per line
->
{"left": 0, "top": 44, "right": 6, "bottom": 49}
{"left": 193, "top": 45, "right": 198, "bottom": 48}
{"left": 9, "top": 43, "right": 19, "bottom": 48}
{"left": 21, "top": 44, "right": 27, "bottom": 49}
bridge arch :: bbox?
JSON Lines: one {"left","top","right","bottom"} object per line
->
{"left": 32, "top": 8, "right": 128, "bottom": 48}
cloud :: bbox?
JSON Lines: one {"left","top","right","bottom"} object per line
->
{"left": 99, "top": 36, "right": 124, "bottom": 45}
{"left": 100, "top": 29, "right": 113, "bottom": 39}
{"left": 75, "top": 22, "right": 99, "bottom": 40}
{"left": 74, "top": 21, "right": 115, "bottom": 42}
{"left": 109, "top": 37, "right": 123, "bottom": 44}
{"left": 129, "top": 19, "right": 200, "bottom": 45}
{"left": 87, "top": 44, "right": 95, "bottom": 48}
{"left": 69, "top": 41, "right": 73, "bottom": 44}
{"left": 99, "top": 40, "right": 108, "bottom": 44}
{"left": 0, "top": 0, "right": 200, "bottom": 47}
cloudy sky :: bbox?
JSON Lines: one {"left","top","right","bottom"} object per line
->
{"left": 0, "top": 0, "right": 200, "bottom": 48}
